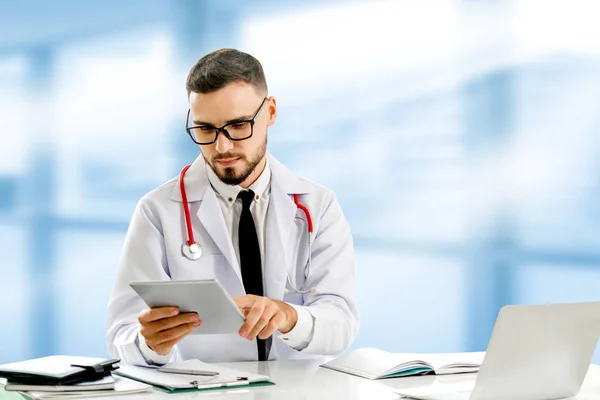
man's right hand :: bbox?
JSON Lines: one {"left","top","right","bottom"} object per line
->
{"left": 138, "top": 307, "right": 201, "bottom": 355}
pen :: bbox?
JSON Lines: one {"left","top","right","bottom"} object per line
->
{"left": 158, "top": 367, "right": 219, "bottom": 376}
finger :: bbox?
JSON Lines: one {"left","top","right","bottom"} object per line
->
{"left": 150, "top": 338, "right": 178, "bottom": 356}
{"left": 138, "top": 307, "right": 179, "bottom": 324}
{"left": 233, "top": 295, "right": 257, "bottom": 310}
{"left": 258, "top": 311, "right": 285, "bottom": 340}
{"left": 141, "top": 313, "right": 200, "bottom": 336}
{"left": 147, "top": 320, "right": 201, "bottom": 348}
{"left": 247, "top": 303, "right": 278, "bottom": 340}
{"left": 239, "top": 300, "right": 266, "bottom": 338}
{"left": 148, "top": 326, "right": 194, "bottom": 355}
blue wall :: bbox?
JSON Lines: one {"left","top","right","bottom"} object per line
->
{"left": 2, "top": 0, "right": 600, "bottom": 363}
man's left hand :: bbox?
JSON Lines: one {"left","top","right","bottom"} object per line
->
{"left": 233, "top": 295, "right": 298, "bottom": 340}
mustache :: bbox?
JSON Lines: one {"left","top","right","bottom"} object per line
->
{"left": 213, "top": 153, "right": 244, "bottom": 162}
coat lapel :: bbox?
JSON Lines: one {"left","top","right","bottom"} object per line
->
{"left": 171, "top": 156, "right": 242, "bottom": 283}
{"left": 264, "top": 182, "right": 298, "bottom": 300}
{"left": 197, "top": 188, "right": 241, "bottom": 282}
{"left": 263, "top": 155, "right": 312, "bottom": 300}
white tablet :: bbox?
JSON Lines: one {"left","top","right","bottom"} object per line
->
{"left": 129, "top": 279, "right": 245, "bottom": 335}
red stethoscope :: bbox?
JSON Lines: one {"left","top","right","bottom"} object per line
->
{"left": 179, "top": 164, "right": 316, "bottom": 294}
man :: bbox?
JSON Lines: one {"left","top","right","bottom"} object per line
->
{"left": 105, "top": 48, "right": 359, "bottom": 365}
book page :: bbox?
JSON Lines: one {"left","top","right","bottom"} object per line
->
{"left": 322, "top": 348, "right": 431, "bottom": 379}
{"left": 414, "top": 352, "right": 485, "bottom": 372}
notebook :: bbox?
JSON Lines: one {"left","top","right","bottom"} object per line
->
{"left": 321, "top": 348, "right": 485, "bottom": 379}
{"left": 114, "top": 360, "right": 274, "bottom": 393}
{"left": 19, "top": 377, "right": 152, "bottom": 400}
{"left": 2, "top": 376, "right": 114, "bottom": 392}
{"left": 0, "top": 356, "right": 119, "bottom": 386}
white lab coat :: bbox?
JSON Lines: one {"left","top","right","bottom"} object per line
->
{"left": 105, "top": 153, "right": 359, "bottom": 364}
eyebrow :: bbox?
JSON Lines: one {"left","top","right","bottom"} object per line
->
{"left": 193, "top": 114, "right": 254, "bottom": 126}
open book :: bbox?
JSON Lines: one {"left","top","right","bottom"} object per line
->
{"left": 321, "top": 348, "right": 485, "bottom": 379}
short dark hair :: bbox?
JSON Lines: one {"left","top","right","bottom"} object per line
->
{"left": 186, "top": 48, "right": 268, "bottom": 97}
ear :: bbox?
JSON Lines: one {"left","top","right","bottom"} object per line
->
{"left": 267, "top": 96, "right": 277, "bottom": 127}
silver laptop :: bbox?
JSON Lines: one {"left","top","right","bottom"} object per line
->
{"left": 397, "top": 301, "right": 600, "bottom": 400}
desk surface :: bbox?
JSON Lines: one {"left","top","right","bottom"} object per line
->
{"left": 6, "top": 361, "right": 600, "bottom": 399}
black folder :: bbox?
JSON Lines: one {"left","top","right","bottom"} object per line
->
{"left": 0, "top": 356, "right": 120, "bottom": 386}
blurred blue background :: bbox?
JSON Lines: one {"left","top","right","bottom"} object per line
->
{"left": 2, "top": 0, "right": 600, "bottom": 364}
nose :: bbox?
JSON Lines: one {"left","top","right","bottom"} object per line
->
{"left": 214, "top": 130, "right": 234, "bottom": 153}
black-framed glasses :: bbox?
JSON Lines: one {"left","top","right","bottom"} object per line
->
{"left": 185, "top": 97, "right": 268, "bottom": 145}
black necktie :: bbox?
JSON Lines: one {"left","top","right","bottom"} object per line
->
{"left": 238, "top": 190, "right": 271, "bottom": 361}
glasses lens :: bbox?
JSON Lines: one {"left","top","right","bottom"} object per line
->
{"left": 224, "top": 121, "right": 253, "bottom": 140}
{"left": 188, "top": 127, "right": 217, "bottom": 144}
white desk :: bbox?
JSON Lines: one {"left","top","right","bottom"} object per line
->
{"left": 10, "top": 361, "right": 600, "bottom": 399}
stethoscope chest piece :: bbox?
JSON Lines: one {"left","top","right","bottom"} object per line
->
{"left": 182, "top": 241, "right": 202, "bottom": 260}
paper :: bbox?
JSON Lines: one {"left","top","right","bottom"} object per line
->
{"left": 395, "top": 381, "right": 475, "bottom": 400}
{"left": 23, "top": 377, "right": 152, "bottom": 400}
{"left": 156, "top": 359, "right": 270, "bottom": 383}
{"left": 115, "top": 361, "right": 269, "bottom": 392}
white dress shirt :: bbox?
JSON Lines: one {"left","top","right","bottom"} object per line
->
{"left": 138, "top": 158, "right": 314, "bottom": 363}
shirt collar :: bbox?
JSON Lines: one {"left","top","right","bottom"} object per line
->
{"left": 206, "top": 157, "right": 271, "bottom": 207}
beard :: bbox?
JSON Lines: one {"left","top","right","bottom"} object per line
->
{"left": 206, "top": 139, "right": 267, "bottom": 186}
